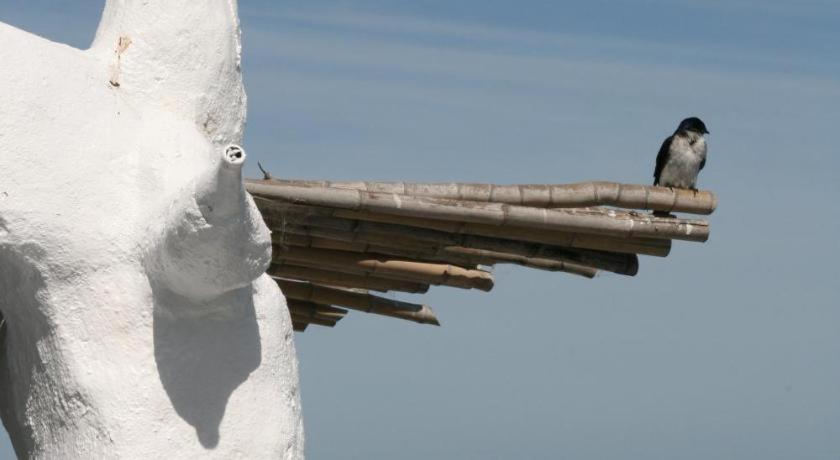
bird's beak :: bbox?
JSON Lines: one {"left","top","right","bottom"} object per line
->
{"left": 704, "top": 129, "right": 710, "bottom": 134}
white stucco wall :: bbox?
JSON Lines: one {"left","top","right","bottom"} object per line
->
{"left": 0, "top": 1, "right": 304, "bottom": 458}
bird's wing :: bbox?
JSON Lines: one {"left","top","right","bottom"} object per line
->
{"left": 653, "top": 135, "right": 674, "bottom": 185}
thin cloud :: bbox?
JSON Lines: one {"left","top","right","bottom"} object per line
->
{"left": 244, "top": 23, "right": 840, "bottom": 101}
{"left": 242, "top": 7, "right": 840, "bottom": 79}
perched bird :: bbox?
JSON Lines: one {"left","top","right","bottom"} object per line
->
{"left": 653, "top": 116, "right": 709, "bottom": 190}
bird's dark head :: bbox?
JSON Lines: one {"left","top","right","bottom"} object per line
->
{"left": 676, "top": 117, "right": 709, "bottom": 135}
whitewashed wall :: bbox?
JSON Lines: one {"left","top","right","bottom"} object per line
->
{"left": 0, "top": 1, "right": 303, "bottom": 458}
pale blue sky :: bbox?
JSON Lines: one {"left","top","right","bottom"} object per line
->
{"left": 2, "top": 1, "right": 839, "bottom": 459}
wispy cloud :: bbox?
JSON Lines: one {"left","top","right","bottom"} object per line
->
{"left": 242, "top": 7, "right": 840, "bottom": 79}
{"left": 242, "top": 10, "right": 840, "bottom": 123}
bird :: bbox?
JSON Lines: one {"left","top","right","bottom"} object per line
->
{"left": 653, "top": 116, "right": 709, "bottom": 191}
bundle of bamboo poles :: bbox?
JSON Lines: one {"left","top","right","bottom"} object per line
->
{"left": 246, "top": 178, "right": 716, "bottom": 332}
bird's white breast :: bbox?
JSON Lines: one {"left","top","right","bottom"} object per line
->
{"left": 659, "top": 134, "right": 706, "bottom": 189}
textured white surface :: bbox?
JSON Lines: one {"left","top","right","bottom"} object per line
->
{"left": 0, "top": 1, "right": 303, "bottom": 458}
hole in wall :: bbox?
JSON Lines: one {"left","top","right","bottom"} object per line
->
{"left": 224, "top": 145, "right": 245, "bottom": 162}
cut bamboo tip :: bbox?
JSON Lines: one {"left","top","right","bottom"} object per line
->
{"left": 246, "top": 179, "right": 717, "bottom": 215}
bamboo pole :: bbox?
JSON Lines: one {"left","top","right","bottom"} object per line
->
{"left": 261, "top": 204, "right": 672, "bottom": 257}
{"left": 247, "top": 182, "right": 709, "bottom": 242}
{"left": 332, "top": 209, "right": 674, "bottom": 256}
{"left": 273, "top": 246, "right": 495, "bottom": 291}
{"left": 442, "top": 247, "right": 599, "bottom": 278}
{"left": 276, "top": 279, "right": 441, "bottom": 325}
{"left": 273, "top": 230, "right": 461, "bottom": 264}
{"left": 269, "top": 262, "right": 430, "bottom": 293}
{"left": 273, "top": 232, "right": 479, "bottom": 268}
{"left": 447, "top": 235, "right": 637, "bottom": 275}
{"left": 247, "top": 179, "right": 717, "bottom": 214}
{"left": 273, "top": 221, "right": 440, "bottom": 253}
{"left": 275, "top": 230, "right": 600, "bottom": 277}
{"left": 273, "top": 223, "right": 634, "bottom": 276}
{"left": 274, "top": 232, "right": 368, "bottom": 253}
